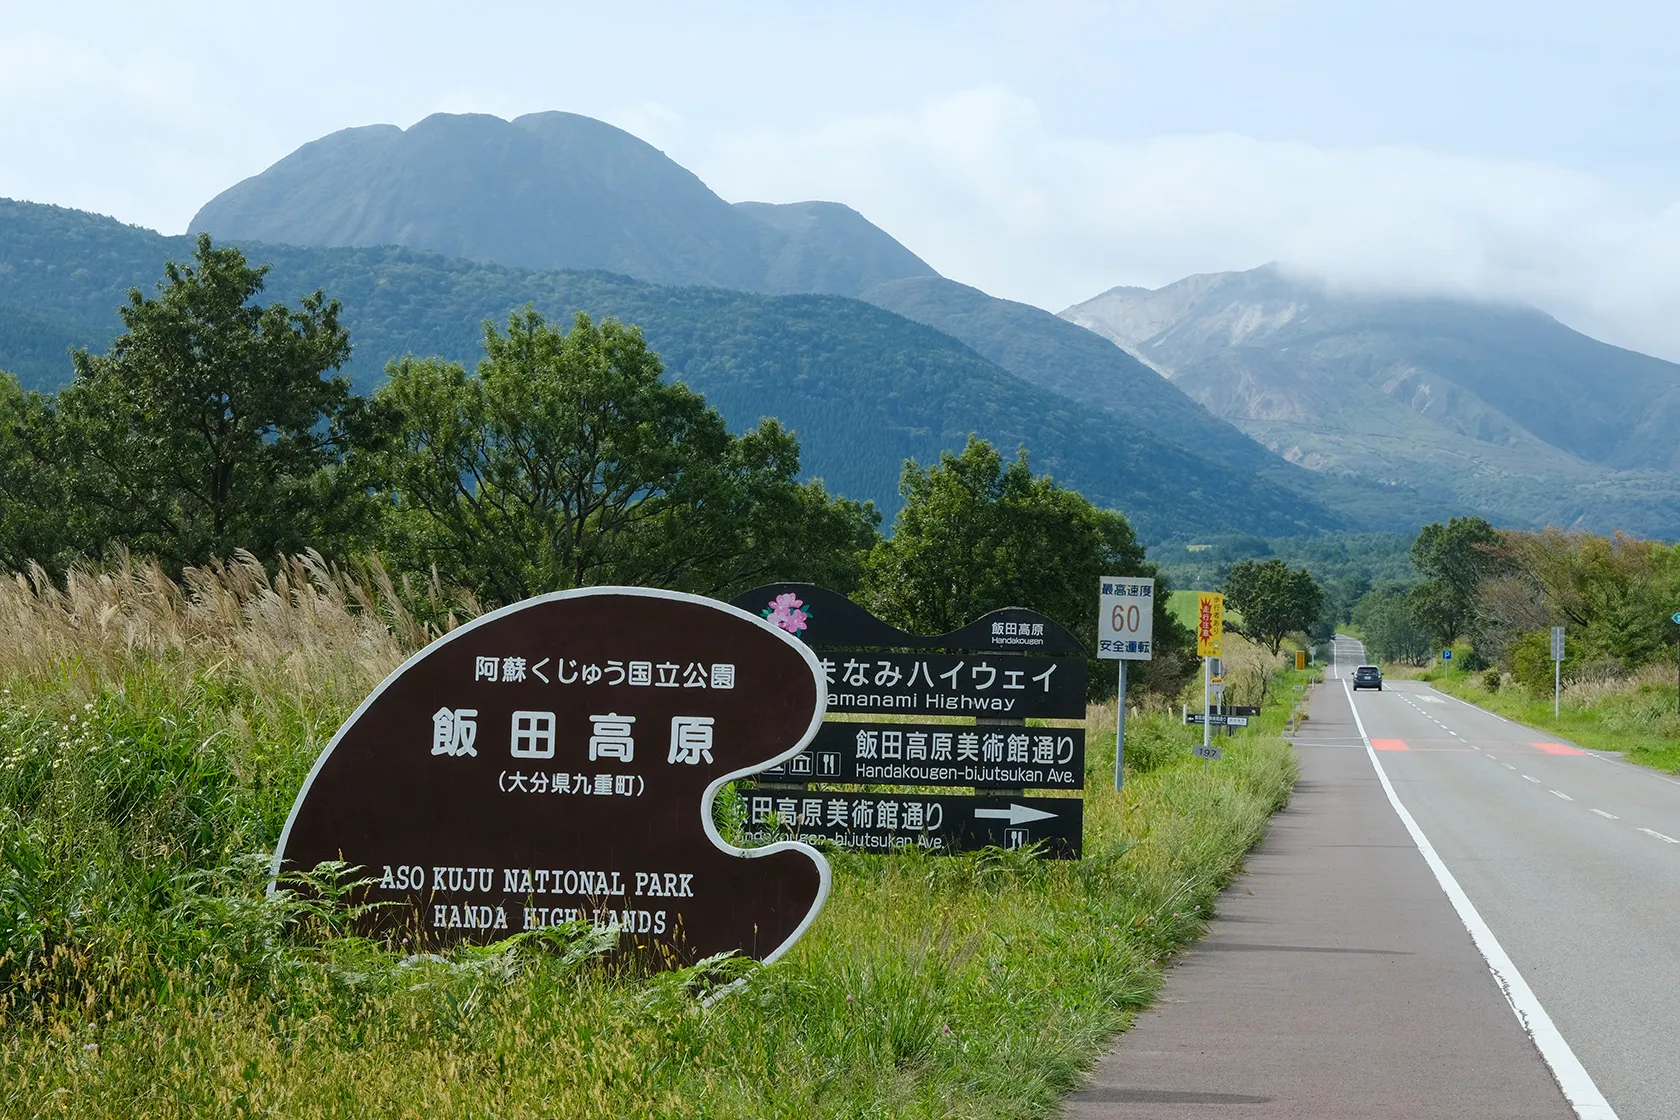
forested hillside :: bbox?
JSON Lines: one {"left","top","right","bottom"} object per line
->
{"left": 0, "top": 199, "right": 1339, "bottom": 539}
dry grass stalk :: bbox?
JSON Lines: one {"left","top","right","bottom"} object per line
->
{"left": 1563, "top": 661, "right": 1678, "bottom": 707}
{"left": 0, "top": 550, "right": 457, "bottom": 697}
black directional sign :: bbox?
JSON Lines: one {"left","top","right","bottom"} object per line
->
{"left": 758, "top": 721, "right": 1084, "bottom": 789}
{"left": 1184, "top": 713, "right": 1249, "bottom": 726}
{"left": 817, "top": 652, "right": 1086, "bottom": 719}
{"left": 738, "top": 792, "right": 1082, "bottom": 858}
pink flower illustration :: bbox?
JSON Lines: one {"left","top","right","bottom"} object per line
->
{"left": 764, "top": 593, "right": 811, "bottom": 634}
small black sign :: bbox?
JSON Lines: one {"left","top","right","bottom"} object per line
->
{"left": 731, "top": 584, "right": 1087, "bottom": 655}
{"left": 739, "top": 793, "right": 1082, "bottom": 858}
{"left": 819, "top": 652, "right": 1086, "bottom": 719}
{"left": 1185, "top": 713, "right": 1249, "bottom": 726}
{"left": 758, "top": 721, "right": 1084, "bottom": 789}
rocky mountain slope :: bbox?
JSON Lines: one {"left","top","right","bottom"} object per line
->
{"left": 1063, "top": 266, "right": 1680, "bottom": 537}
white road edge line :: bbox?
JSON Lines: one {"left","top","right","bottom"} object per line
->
{"left": 1341, "top": 677, "right": 1617, "bottom": 1120}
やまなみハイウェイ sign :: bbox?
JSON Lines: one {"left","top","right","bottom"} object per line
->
{"left": 271, "top": 589, "right": 829, "bottom": 965}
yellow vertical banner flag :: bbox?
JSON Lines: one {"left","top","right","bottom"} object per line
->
{"left": 1296, "top": 650, "right": 1308, "bottom": 671}
{"left": 1195, "top": 592, "right": 1224, "bottom": 657}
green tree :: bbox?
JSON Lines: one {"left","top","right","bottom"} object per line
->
{"left": 52, "top": 235, "right": 372, "bottom": 568}
{"left": 1222, "top": 558, "right": 1325, "bottom": 654}
{"left": 860, "top": 437, "right": 1193, "bottom": 696}
{"left": 0, "top": 372, "right": 68, "bottom": 569}
{"left": 1352, "top": 584, "right": 1434, "bottom": 665}
{"left": 1408, "top": 516, "right": 1503, "bottom": 644}
{"left": 374, "top": 308, "right": 877, "bottom": 604}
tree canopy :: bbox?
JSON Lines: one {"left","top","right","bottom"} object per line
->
{"left": 48, "top": 235, "right": 373, "bottom": 569}
{"left": 861, "top": 437, "right": 1193, "bottom": 696}
{"left": 1407, "top": 516, "right": 1503, "bottom": 644}
{"left": 373, "top": 308, "right": 878, "bottom": 604}
{"left": 1221, "top": 558, "right": 1324, "bottom": 654}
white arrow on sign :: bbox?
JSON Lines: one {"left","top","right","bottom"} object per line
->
{"left": 974, "top": 803, "right": 1058, "bottom": 826}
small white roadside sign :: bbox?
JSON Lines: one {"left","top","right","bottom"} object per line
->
{"left": 1098, "top": 577, "right": 1155, "bottom": 660}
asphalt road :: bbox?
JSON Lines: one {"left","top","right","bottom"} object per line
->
{"left": 1066, "top": 639, "right": 1680, "bottom": 1118}
{"left": 1066, "top": 646, "right": 1576, "bottom": 1118}
{"left": 1328, "top": 635, "right": 1680, "bottom": 1120}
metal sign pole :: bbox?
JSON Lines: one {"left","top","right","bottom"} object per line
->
{"left": 1115, "top": 660, "right": 1126, "bottom": 793}
{"left": 1203, "top": 656, "right": 1212, "bottom": 758}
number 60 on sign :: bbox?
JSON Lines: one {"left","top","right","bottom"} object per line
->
{"left": 1098, "top": 578, "right": 1155, "bottom": 660}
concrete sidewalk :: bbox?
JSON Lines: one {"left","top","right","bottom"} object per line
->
{"left": 1061, "top": 682, "right": 1573, "bottom": 1119}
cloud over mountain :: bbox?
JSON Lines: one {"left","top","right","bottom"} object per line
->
{"left": 691, "top": 86, "right": 1680, "bottom": 361}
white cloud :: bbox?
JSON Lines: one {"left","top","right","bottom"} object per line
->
{"left": 693, "top": 87, "right": 1680, "bottom": 360}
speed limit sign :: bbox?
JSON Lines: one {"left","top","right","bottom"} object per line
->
{"left": 1098, "top": 577, "right": 1155, "bottom": 660}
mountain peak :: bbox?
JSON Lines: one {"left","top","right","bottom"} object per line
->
{"left": 189, "top": 111, "right": 935, "bottom": 296}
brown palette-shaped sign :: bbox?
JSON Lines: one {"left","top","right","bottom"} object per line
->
{"left": 271, "top": 588, "right": 830, "bottom": 965}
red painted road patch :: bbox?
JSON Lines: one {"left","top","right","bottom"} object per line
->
{"left": 1532, "top": 742, "right": 1583, "bottom": 755}
{"left": 1372, "top": 739, "right": 1410, "bottom": 751}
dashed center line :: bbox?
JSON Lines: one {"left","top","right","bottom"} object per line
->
{"left": 1639, "top": 828, "right": 1679, "bottom": 844}
{"left": 1522, "top": 775, "right": 1540, "bottom": 783}
{"left": 1550, "top": 790, "right": 1573, "bottom": 801}
{"left": 1591, "top": 809, "right": 1618, "bottom": 820}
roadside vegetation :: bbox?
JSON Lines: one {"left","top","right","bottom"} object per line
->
{"left": 1345, "top": 519, "right": 1680, "bottom": 771}
{"left": 0, "top": 555, "right": 1302, "bottom": 1119}
{"left": 0, "top": 236, "right": 1312, "bottom": 1116}
{"left": 1406, "top": 658, "right": 1680, "bottom": 773}
{"left": 0, "top": 234, "right": 1196, "bottom": 705}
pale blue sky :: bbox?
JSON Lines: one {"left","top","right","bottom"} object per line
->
{"left": 3, "top": 1, "right": 1677, "bottom": 355}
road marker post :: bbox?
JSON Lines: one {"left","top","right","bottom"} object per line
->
{"left": 1551, "top": 626, "right": 1565, "bottom": 718}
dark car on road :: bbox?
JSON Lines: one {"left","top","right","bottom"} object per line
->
{"left": 1352, "top": 665, "right": 1383, "bottom": 691}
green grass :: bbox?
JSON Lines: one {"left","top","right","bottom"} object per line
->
{"left": 0, "top": 574, "right": 1300, "bottom": 1119}
{"left": 1165, "top": 589, "right": 1244, "bottom": 633}
{"left": 1423, "top": 664, "right": 1680, "bottom": 773}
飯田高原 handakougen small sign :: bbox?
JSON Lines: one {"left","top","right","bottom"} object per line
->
{"left": 1098, "top": 577, "right": 1155, "bottom": 660}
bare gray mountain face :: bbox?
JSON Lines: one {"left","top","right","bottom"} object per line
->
{"left": 1063, "top": 266, "right": 1680, "bottom": 537}
{"left": 190, "top": 112, "right": 936, "bottom": 297}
